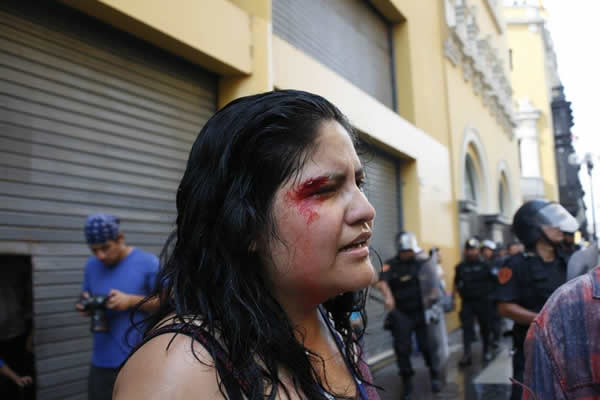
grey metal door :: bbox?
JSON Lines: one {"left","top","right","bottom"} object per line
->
{"left": 362, "top": 150, "right": 402, "bottom": 361}
{"left": 273, "top": 0, "right": 394, "bottom": 109}
{"left": 0, "top": 2, "right": 216, "bottom": 398}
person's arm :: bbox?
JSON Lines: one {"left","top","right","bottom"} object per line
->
{"left": 136, "top": 296, "right": 160, "bottom": 313}
{"left": 75, "top": 291, "right": 91, "bottom": 317}
{"left": 451, "top": 267, "right": 460, "bottom": 299}
{"left": 373, "top": 280, "right": 395, "bottom": 311}
{"left": 106, "top": 254, "right": 162, "bottom": 313}
{"left": 106, "top": 290, "right": 159, "bottom": 313}
{"left": 497, "top": 302, "right": 537, "bottom": 325}
{"left": 494, "top": 264, "right": 535, "bottom": 323}
{"left": 0, "top": 361, "right": 33, "bottom": 388}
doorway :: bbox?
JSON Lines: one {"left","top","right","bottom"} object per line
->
{"left": 0, "top": 255, "right": 35, "bottom": 399}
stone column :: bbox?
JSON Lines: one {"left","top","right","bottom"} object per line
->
{"left": 515, "top": 98, "right": 546, "bottom": 200}
{"left": 515, "top": 98, "right": 542, "bottom": 177}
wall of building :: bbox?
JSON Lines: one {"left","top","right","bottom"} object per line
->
{"left": 363, "top": 0, "right": 522, "bottom": 331}
{"left": 272, "top": 23, "right": 458, "bottom": 333}
{"left": 387, "top": 0, "right": 452, "bottom": 150}
{"left": 55, "top": 0, "right": 459, "bottom": 359}
{"left": 444, "top": 46, "right": 521, "bottom": 218}
{"left": 439, "top": 0, "right": 523, "bottom": 330}
{"left": 504, "top": 6, "right": 559, "bottom": 201}
{"left": 0, "top": 1, "right": 221, "bottom": 397}
{"left": 61, "top": 0, "right": 253, "bottom": 75}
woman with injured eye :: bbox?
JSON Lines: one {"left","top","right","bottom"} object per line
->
{"left": 114, "top": 90, "right": 380, "bottom": 399}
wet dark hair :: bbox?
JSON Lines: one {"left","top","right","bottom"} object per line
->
{"left": 138, "top": 90, "right": 371, "bottom": 399}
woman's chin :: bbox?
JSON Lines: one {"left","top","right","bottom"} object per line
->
{"left": 342, "top": 264, "right": 375, "bottom": 292}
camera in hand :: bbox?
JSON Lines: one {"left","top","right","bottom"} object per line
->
{"left": 78, "top": 295, "right": 109, "bottom": 332}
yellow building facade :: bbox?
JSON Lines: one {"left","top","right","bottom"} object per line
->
{"left": 0, "top": 0, "right": 529, "bottom": 395}
{"left": 58, "top": 0, "right": 522, "bottom": 345}
{"left": 503, "top": 0, "right": 560, "bottom": 202}
{"left": 63, "top": 0, "right": 521, "bottom": 278}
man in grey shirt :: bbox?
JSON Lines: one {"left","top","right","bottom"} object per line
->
{"left": 567, "top": 242, "right": 599, "bottom": 280}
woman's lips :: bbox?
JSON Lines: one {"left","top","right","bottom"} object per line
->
{"left": 339, "top": 240, "right": 370, "bottom": 257}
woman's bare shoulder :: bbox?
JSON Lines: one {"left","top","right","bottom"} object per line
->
{"left": 113, "top": 331, "right": 225, "bottom": 399}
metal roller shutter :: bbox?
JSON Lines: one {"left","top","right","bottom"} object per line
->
{"left": 0, "top": 2, "right": 217, "bottom": 398}
{"left": 273, "top": 0, "right": 394, "bottom": 109}
{"left": 362, "top": 149, "right": 402, "bottom": 360}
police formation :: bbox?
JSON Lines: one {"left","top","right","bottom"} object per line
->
{"left": 375, "top": 232, "right": 448, "bottom": 400}
{"left": 451, "top": 200, "right": 578, "bottom": 399}
{"left": 374, "top": 200, "right": 579, "bottom": 399}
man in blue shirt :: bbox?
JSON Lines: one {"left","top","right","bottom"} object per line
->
{"left": 76, "top": 214, "right": 159, "bottom": 400}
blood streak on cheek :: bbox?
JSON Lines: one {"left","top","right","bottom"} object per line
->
{"left": 283, "top": 177, "right": 328, "bottom": 305}
{"left": 285, "top": 177, "right": 328, "bottom": 225}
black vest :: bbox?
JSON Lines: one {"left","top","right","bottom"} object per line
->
{"left": 385, "top": 257, "right": 423, "bottom": 315}
{"left": 455, "top": 259, "right": 493, "bottom": 300}
{"left": 511, "top": 252, "right": 567, "bottom": 347}
{"left": 515, "top": 253, "right": 567, "bottom": 313}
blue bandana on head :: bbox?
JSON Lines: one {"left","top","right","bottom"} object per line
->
{"left": 84, "top": 214, "right": 120, "bottom": 244}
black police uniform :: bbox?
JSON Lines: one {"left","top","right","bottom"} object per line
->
{"left": 496, "top": 251, "right": 567, "bottom": 400}
{"left": 454, "top": 257, "right": 496, "bottom": 358}
{"left": 380, "top": 255, "right": 434, "bottom": 378}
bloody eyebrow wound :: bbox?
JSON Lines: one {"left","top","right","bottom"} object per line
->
{"left": 293, "top": 176, "right": 332, "bottom": 199}
{"left": 294, "top": 168, "right": 363, "bottom": 198}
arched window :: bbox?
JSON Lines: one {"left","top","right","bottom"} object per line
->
{"left": 464, "top": 154, "right": 479, "bottom": 205}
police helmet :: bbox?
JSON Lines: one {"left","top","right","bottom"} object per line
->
{"left": 464, "top": 237, "right": 480, "bottom": 249}
{"left": 481, "top": 239, "right": 496, "bottom": 251}
{"left": 512, "top": 200, "right": 578, "bottom": 248}
{"left": 396, "top": 231, "right": 421, "bottom": 253}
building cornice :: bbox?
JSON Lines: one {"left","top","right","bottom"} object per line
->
{"left": 514, "top": 98, "right": 541, "bottom": 123}
{"left": 505, "top": 16, "right": 544, "bottom": 25}
{"left": 444, "top": 0, "right": 516, "bottom": 139}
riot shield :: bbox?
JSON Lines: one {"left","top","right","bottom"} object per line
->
{"left": 418, "top": 253, "right": 441, "bottom": 309}
{"left": 418, "top": 252, "right": 449, "bottom": 382}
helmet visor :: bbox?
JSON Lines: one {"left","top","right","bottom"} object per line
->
{"left": 537, "top": 203, "right": 579, "bottom": 233}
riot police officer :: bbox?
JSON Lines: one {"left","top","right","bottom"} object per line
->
{"left": 496, "top": 200, "right": 577, "bottom": 400}
{"left": 480, "top": 239, "right": 497, "bottom": 262}
{"left": 375, "top": 232, "right": 441, "bottom": 399}
{"left": 453, "top": 237, "right": 496, "bottom": 366}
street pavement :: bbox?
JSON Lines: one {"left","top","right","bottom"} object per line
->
{"left": 371, "top": 328, "right": 514, "bottom": 400}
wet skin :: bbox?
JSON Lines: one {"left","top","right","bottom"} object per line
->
{"left": 268, "top": 120, "right": 376, "bottom": 309}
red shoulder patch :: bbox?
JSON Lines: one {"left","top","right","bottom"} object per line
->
{"left": 382, "top": 264, "right": 390, "bottom": 272}
{"left": 498, "top": 267, "right": 513, "bottom": 285}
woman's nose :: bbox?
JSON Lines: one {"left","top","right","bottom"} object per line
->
{"left": 347, "top": 189, "right": 376, "bottom": 226}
